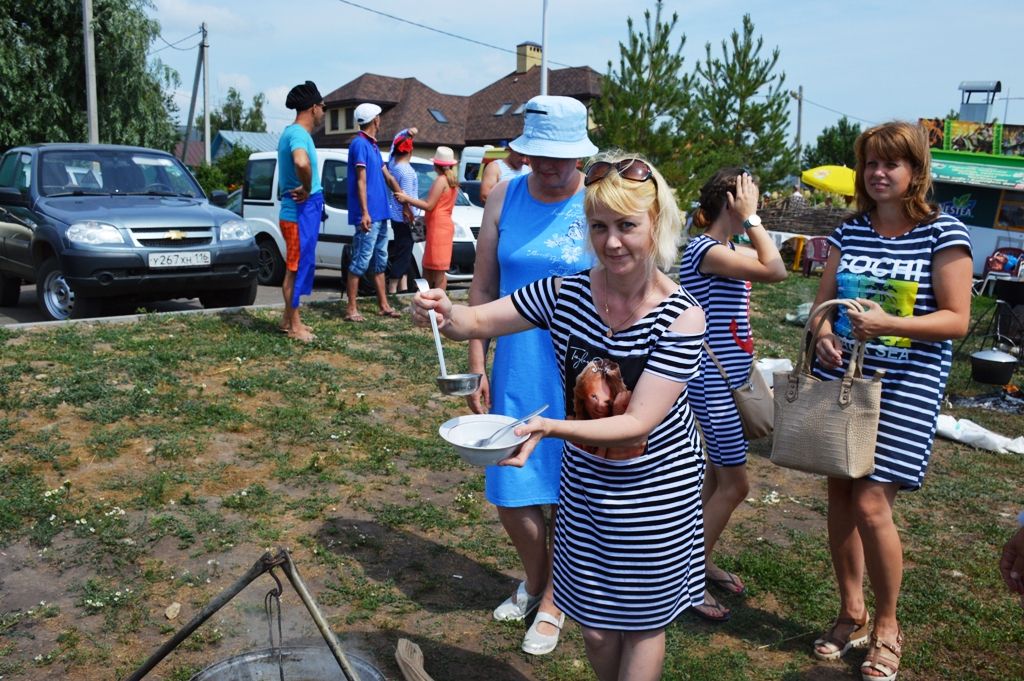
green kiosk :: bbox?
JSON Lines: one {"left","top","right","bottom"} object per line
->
{"left": 922, "top": 117, "right": 1024, "bottom": 275}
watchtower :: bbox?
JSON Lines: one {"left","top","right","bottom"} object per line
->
{"left": 958, "top": 81, "right": 1002, "bottom": 122}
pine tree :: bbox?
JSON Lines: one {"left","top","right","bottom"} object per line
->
{"left": 689, "top": 14, "right": 795, "bottom": 194}
{"left": 589, "top": 2, "right": 694, "bottom": 189}
{"left": 802, "top": 116, "right": 861, "bottom": 169}
{"left": 196, "top": 87, "right": 268, "bottom": 139}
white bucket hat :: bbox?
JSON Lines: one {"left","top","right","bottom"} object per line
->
{"left": 431, "top": 146, "right": 457, "bottom": 167}
{"left": 354, "top": 102, "right": 382, "bottom": 125}
{"left": 509, "top": 96, "right": 598, "bottom": 159}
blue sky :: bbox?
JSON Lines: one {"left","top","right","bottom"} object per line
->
{"left": 150, "top": 0, "right": 1023, "bottom": 153}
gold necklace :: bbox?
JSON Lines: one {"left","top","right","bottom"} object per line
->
{"left": 603, "top": 268, "right": 654, "bottom": 337}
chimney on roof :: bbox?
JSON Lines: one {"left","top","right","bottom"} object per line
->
{"left": 517, "top": 42, "right": 542, "bottom": 74}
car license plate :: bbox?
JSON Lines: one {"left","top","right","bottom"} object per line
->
{"left": 148, "top": 251, "right": 211, "bottom": 268}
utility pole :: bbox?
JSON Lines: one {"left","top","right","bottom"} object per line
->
{"left": 82, "top": 0, "right": 99, "bottom": 143}
{"left": 790, "top": 85, "right": 803, "bottom": 171}
{"left": 202, "top": 23, "right": 210, "bottom": 164}
{"left": 181, "top": 23, "right": 207, "bottom": 165}
{"left": 540, "top": 0, "right": 548, "bottom": 96}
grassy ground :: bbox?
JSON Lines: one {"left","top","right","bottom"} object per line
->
{"left": 0, "top": 276, "right": 1021, "bottom": 681}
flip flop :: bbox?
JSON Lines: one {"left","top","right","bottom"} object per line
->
{"left": 379, "top": 309, "right": 402, "bottom": 318}
{"left": 708, "top": 570, "right": 746, "bottom": 595}
{"left": 344, "top": 313, "right": 366, "bottom": 323}
{"left": 692, "top": 592, "right": 731, "bottom": 622}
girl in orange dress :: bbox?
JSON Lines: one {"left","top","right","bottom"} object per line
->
{"left": 398, "top": 146, "right": 459, "bottom": 290}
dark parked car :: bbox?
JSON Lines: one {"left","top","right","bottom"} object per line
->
{"left": 0, "top": 143, "right": 260, "bottom": 320}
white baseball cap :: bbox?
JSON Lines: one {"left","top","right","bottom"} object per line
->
{"left": 354, "top": 103, "right": 382, "bottom": 126}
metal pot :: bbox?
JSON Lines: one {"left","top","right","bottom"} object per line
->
{"left": 190, "top": 646, "right": 385, "bottom": 681}
{"left": 970, "top": 347, "right": 1019, "bottom": 385}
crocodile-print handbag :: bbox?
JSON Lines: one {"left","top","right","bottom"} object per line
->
{"left": 770, "top": 299, "right": 883, "bottom": 478}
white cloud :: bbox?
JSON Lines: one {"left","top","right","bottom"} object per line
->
{"left": 150, "top": 0, "right": 1024, "bottom": 141}
{"left": 154, "top": 0, "right": 247, "bottom": 35}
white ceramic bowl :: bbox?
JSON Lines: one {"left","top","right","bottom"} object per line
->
{"left": 438, "top": 414, "right": 529, "bottom": 466}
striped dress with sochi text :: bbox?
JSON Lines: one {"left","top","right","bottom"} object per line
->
{"left": 812, "top": 212, "right": 971, "bottom": 489}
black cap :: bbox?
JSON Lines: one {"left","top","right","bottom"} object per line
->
{"left": 285, "top": 81, "right": 322, "bottom": 111}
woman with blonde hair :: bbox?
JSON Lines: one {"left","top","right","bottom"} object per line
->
{"left": 678, "top": 167, "right": 787, "bottom": 621}
{"left": 398, "top": 146, "right": 459, "bottom": 290}
{"left": 413, "top": 152, "right": 709, "bottom": 680}
{"left": 809, "top": 121, "right": 971, "bottom": 681}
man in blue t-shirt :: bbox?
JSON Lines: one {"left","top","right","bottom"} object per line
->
{"left": 345, "top": 102, "right": 402, "bottom": 321}
{"left": 277, "top": 80, "right": 325, "bottom": 342}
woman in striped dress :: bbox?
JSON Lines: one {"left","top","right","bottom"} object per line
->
{"left": 413, "top": 153, "right": 707, "bottom": 681}
{"left": 809, "top": 121, "right": 972, "bottom": 681}
{"left": 678, "top": 169, "right": 787, "bottom": 621}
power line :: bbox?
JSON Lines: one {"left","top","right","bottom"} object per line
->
{"left": 334, "top": 0, "right": 572, "bottom": 68}
{"left": 800, "top": 96, "right": 875, "bottom": 125}
{"left": 150, "top": 29, "right": 202, "bottom": 55}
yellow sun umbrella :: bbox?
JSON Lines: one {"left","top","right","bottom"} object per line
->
{"left": 801, "top": 165, "right": 856, "bottom": 197}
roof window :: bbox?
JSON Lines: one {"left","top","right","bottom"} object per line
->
{"left": 494, "top": 103, "right": 512, "bottom": 116}
{"left": 428, "top": 108, "right": 448, "bottom": 123}
{"left": 512, "top": 103, "right": 526, "bottom": 115}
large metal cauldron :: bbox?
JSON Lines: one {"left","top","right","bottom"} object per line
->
{"left": 970, "top": 347, "right": 1019, "bottom": 385}
{"left": 190, "top": 646, "right": 386, "bottom": 681}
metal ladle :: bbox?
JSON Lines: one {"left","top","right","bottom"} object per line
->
{"left": 414, "top": 278, "right": 482, "bottom": 396}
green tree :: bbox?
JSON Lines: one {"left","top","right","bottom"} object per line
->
{"left": 689, "top": 14, "right": 795, "bottom": 194}
{"left": 802, "top": 116, "right": 861, "bottom": 169}
{"left": 0, "top": 0, "right": 179, "bottom": 149}
{"left": 196, "top": 88, "right": 268, "bottom": 138}
{"left": 590, "top": 1, "right": 694, "bottom": 189}
{"left": 192, "top": 145, "right": 252, "bottom": 195}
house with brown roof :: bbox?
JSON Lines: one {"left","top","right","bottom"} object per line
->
{"left": 314, "top": 42, "right": 602, "bottom": 157}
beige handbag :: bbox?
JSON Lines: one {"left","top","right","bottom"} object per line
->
{"left": 703, "top": 343, "right": 774, "bottom": 440}
{"left": 770, "top": 299, "right": 883, "bottom": 478}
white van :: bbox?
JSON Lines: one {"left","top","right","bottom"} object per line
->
{"left": 458, "top": 145, "right": 493, "bottom": 183}
{"left": 241, "top": 149, "right": 480, "bottom": 289}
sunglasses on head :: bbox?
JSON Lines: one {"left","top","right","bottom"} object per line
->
{"left": 583, "top": 159, "right": 656, "bottom": 187}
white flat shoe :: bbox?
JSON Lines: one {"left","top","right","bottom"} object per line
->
{"left": 521, "top": 610, "right": 565, "bottom": 656}
{"left": 493, "top": 581, "right": 541, "bottom": 622}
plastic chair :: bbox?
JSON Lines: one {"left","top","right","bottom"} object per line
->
{"left": 801, "top": 236, "right": 831, "bottom": 276}
{"left": 974, "top": 247, "right": 1024, "bottom": 296}
{"left": 982, "top": 247, "right": 1024, "bottom": 278}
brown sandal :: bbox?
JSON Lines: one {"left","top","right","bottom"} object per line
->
{"left": 812, "top": 612, "right": 870, "bottom": 660}
{"left": 861, "top": 629, "right": 903, "bottom": 681}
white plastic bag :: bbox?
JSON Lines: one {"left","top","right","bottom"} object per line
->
{"left": 935, "top": 414, "right": 1024, "bottom": 454}
{"left": 756, "top": 358, "right": 793, "bottom": 389}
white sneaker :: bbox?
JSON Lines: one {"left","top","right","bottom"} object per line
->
{"left": 522, "top": 610, "right": 565, "bottom": 656}
{"left": 492, "top": 581, "right": 541, "bottom": 622}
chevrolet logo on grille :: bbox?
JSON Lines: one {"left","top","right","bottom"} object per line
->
{"left": 167, "top": 230, "right": 187, "bottom": 240}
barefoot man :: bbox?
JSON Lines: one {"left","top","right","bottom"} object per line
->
{"left": 277, "top": 80, "right": 325, "bottom": 342}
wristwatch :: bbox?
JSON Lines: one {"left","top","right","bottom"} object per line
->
{"left": 742, "top": 214, "right": 762, "bottom": 230}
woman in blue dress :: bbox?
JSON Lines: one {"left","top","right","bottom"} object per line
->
{"left": 465, "top": 95, "right": 596, "bottom": 655}
{"left": 808, "top": 121, "right": 972, "bottom": 681}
